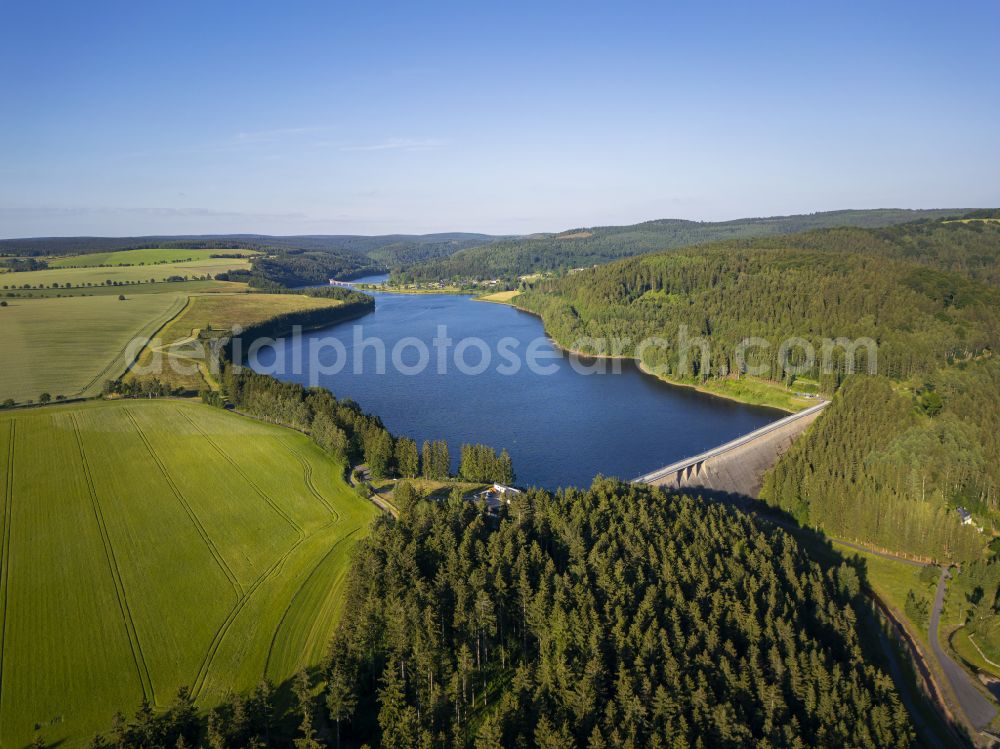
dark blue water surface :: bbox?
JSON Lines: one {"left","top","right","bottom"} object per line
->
{"left": 255, "top": 281, "right": 782, "bottom": 489}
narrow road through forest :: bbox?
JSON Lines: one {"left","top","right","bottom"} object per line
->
{"left": 930, "top": 568, "right": 998, "bottom": 731}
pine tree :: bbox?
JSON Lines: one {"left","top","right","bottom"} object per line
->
{"left": 395, "top": 437, "right": 420, "bottom": 478}
{"left": 378, "top": 661, "right": 419, "bottom": 748}
{"left": 327, "top": 666, "right": 357, "bottom": 749}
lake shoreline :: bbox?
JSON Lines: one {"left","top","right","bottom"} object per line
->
{"left": 506, "top": 299, "right": 805, "bottom": 414}
{"left": 364, "top": 286, "right": 804, "bottom": 413}
{"left": 257, "top": 289, "right": 785, "bottom": 489}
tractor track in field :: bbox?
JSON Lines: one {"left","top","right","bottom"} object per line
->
{"left": 188, "top": 518, "right": 339, "bottom": 700}
{"left": 77, "top": 293, "right": 190, "bottom": 398}
{"left": 0, "top": 421, "right": 16, "bottom": 709}
{"left": 71, "top": 414, "right": 155, "bottom": 702}
{"left": 175, "top": 408, "right": 304, "bottom": 539}
{"left": 282, "top": 440, "right": 341, "bottom": 521}
{"left": 123, "top": 406, "right": 348, "bottom": 702}
{"left": 123, "top": 408, "right": 243, "bottom": 598}
{"left": 263, "top": 526, "right": 361, "bottom": 679}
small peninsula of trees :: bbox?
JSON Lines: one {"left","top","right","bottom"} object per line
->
{"left": 220, "top": 366, "right": 518, "bottom": 488}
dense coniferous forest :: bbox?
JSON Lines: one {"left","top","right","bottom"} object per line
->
{"left": 86, "top": 482, "right": 916, "bottom": 749}
{"left": 515, "top": 246, "right": 999, "bottom": 384}
{"left": 760, "top": 373, "right": 993, "bottom": 561}
{"left": 740, "top": 219, "right": 1000, "bottom": 287}
{"left": 513, "top": 218, "right": 1000, "bottom": 561}
{"left": 250, "top": 251, "right": 385, "bottom": 287}
{"left": 321, "top": 479, "right": 913, "bottom": 748}
{"left": 392, "top": 209, "right": 967, "bottom": 282}
{"left": 223, "top": 234, "right": 501, "bottom": 287}
{"left": 459, "top": 443, "right": 515, "bottom": 484}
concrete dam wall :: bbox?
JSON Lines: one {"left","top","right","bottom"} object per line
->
{"left": 634, "top": 400, "right": 828, "bottom": 498}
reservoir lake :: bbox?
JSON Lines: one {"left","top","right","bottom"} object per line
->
{"left": 255, "top": 279, "right": 783, "bottom": 489}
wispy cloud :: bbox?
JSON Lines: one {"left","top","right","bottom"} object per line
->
{"left": 340, "top": 137, "right": 447, "bottom": 152}
{"left": 234, "top": 126, "right": 326, "bottom": 143}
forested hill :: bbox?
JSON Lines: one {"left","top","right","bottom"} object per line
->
{"left": 516, "top": 243, "right": 1000, "bottom": 384}
{"left": 324, "top": 478, "right": 914, "bottom": 748}
{"left": 0, "top": 232, "right": 500, "bottom": 289}
{"left": 514, "top": 222, "right": 1000, "bottom": 562}
{"left": 392, "top": 208, "right": 968, "bottom": 282}
{"left": 0, "top": 232, "right": 498, "bottom": 257}
{"left": 732, "top": 217, "right": 1000, "bottom": 287}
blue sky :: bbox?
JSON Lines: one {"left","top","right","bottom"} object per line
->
{"left": 1, "top": 0, "right": 998, "bottom": 237}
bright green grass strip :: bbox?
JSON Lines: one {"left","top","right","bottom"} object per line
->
{"left": 831, "top": 541, "right": 935, "bottom": 646}
{"left": 2, "top": 279, "right": 247, "bottom": 299}
{"left": 952, "top": 627, "right": 1000, "bottom": 678}
{"left": 75, "top": 406, "right": 236, "bottom": 700}
{"left": 0, "top": 412, "right": 144, "bottom": 749}
{"left": 48, "top": 249, "right": 257, "bottom": 268}
{"left": 0, "top": 257, "right": 249, "bottom": 289}
{"left": 264, "top": 526, "right": 364, "bottom": 680}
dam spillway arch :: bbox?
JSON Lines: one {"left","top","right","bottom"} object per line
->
{"left": 633, "top": 400, "right": 829, "bottom": 498}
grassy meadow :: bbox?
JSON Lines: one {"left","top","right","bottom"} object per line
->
{"left": 48, "top": 249, "right": 257, "bottom": 268}
{"left": 0, "top": 294, "right": 188, "bottom": 403}
{"left": 0, "top": 258, "right": 250, "bottom": 291}
{"left": 129, "top": 293, "right": 347, "bottom": 391}
{"left": 476, "top": 289, "right": 521, "bottom": 303}
{"left": 0, "top": 400, "right": 377, "bottom": 748}
{"left": 1, "top": 278, "right": 249, "bottom": 299}
{"left": 830, "top": 541, "right": 937, "bottom": 644}
{"left": 951, "top": 627, "right": 1000, "bottom": 679}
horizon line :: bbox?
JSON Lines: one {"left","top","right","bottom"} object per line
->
{"left": 0, "top": 206, "right": 986, "bottom": 243}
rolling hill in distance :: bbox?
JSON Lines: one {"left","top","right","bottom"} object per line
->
{"left": 1, "top": 209, "right": 974, "bottom": 287}
{"left": 390, "top": 208, "right": 971, "bottom": 281}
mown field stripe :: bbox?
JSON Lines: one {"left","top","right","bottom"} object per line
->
{"left": 123, "top": 409, "right": 244, "bottom": 598}
{"left": 282, "top": 440, "right": 340, "bottom": 520}
{"left": 70, "top": 414, "right": 155, "bottom": 702}
{"left": 78, "top": 292, "right": 190, "bottom": 398}
{"left": 188, "top": 518, "right": 337, "bottom": 699}
{"left": 0, "top": 421, "right": 15, "bottom": 711}
{"left": 263, "top": 526, "right": 360, "bottom": 677}
{"left": 175, "top": 408, "right": 305, "bottom": 539}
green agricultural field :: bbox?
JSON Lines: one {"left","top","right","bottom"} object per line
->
{"left": 48, "top": 248, "right": 258, "bottom": 268}
{"left": 3, "top": 278, "right": 249, "bottom": 299}
{"left": 0, "top": 400, "right": 377, "bottom": 748}
{"left": 0, "top": 257, "right": 251, "bottom": 291}
{"left": 0, "top": 294, "right": 188, "bottom": 403}
{"left": 129, "top": 293, "right": 346, "bottom": 391}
